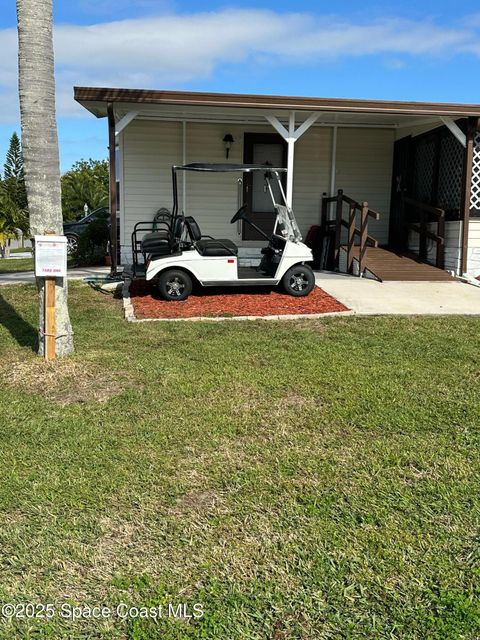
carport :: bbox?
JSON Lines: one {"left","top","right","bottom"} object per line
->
{"left": 74, "top": 87, "right": 480, "bottom": 281}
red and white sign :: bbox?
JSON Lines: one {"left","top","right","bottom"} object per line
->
{"left": 34, "top": 235, "right": 67, "bottom": 277}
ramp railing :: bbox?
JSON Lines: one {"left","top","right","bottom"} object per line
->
{"left": 401, "top": 196, "right": 445, "bottom": 269}
{"left": 321, "top": 189, "right": 380, "bottom": 275}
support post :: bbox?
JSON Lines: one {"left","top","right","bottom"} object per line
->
{"left": 107, "top": 102, "right": 118, "bottom": 276}
{"left": 286, "top": 141, "right": 295, "bottom": 207}
{"left": 182, "top": 120, "right": 187, "bottom": 213}
{"left": 400, "top": 191, "right": 407, "bottom": 248}
{"left": 358, "top": 202, "right": 369, "bottom": 277}
{"left": 334, "top": 189, "right": 344, "bottom": 268}
{"left": 329, "top": 126, "right": 338, "bottom": 196}
{"left": 437, "top": 213, "right": 445, "bottom": 270}
{"left": 320, "top": 194, "right": 328, "bottom": 234}
{"left": 286, "top": 111, "right": 295, "bottom": 207}
{"left": 460, "top": 117, "right": 478, "bottom": 275}
{"left": 419, "top": 208, "right": 427, "bottom": 261}
{"left": 319, "top": 194, "right": 328, "bottom": 269}
{"left": 45, "top": 277, "right": 56, "bottom": 361}
{"left": 347, "top": 204, "right": 356, "bottom": 273}
{"left": 329, "top": 126, "right": 338, "bottom": 220}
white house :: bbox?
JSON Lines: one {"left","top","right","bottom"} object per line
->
{"left": 75, "top": 87, "right": 480, "bottom": 281}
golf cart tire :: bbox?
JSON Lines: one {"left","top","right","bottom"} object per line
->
{"left": 282, "top": 264, "right": 315, "bottom": 297}
{"left": 157, "top": 269, "right": 193, "bottom": 301}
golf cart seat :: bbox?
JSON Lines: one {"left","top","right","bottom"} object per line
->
{"left": 195, "top": 239, "right": 238, "bottom": 256}
{"left": 184, "top": 216, "right": 238, "bottom": 256}
{"left": 140, "top": 214, "right": 185, "bottom": 256}
{"left": 140, "top": 230, "right": 171, "bottom": 255}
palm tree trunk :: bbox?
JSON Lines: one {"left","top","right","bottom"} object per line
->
{"left": 17, "top": 0, "right": 74, "bottom": 356}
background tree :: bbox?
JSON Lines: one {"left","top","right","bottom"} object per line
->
{"left": 17, "top": 0, "right": 74, "bottom": 356}
{"left": 4, "top": 132, "right": 24, "bottom": 179}
{"left": 61, "top": 158, "right": 109, "bottom": 220}
{"left": 0, "top": 184, "right": 28, "bottom": 258}
{"left": 3, "top": 132, "right": 28, "bottom": 212}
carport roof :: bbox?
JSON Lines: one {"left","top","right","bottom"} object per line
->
{"left": 74, "top": 86, "right": 480, "bottom": 119}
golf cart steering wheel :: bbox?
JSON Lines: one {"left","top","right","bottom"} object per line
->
{"left": 230, "top": 204, "right": 248, "bottom": 224}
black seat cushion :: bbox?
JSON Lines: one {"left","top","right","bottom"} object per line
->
{"left": 196, "top": 239, "right": 238, "bottom": 257}
{"left": 141, "top": 231, "right": 171, "bottom": 255}
{"left": 184, "top": 216, "right": 202, "bottom": 242}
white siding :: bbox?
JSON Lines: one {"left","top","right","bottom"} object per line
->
{"left": 120, "top": 119, "right": 394, "bottom": 261}
{"left": 336, "top": 128, "right": 395, "bottom": 244}
{"left": 405, "top": 219, "right": 480, "bottom": 277}
{"left": 121, "top": 120, "right": 183, "bottom": 248}
{"left": 183, "top": 122, "right": 249, "bottom": 242}
{"left": 467, "top": 219, "right": 480, "bottom": 276}
{"left": 408, "top": 221, "right": 462, "bottom": 274}
{"left": 292, "top": 128, "right": 332, "bottom": 233}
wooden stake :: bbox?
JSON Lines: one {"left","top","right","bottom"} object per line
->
{"left": 45, "top": 277, "right": 56, "bottom": 361}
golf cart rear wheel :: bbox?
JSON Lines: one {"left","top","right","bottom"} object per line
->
{"left": 158, "top": 269, "right": 192, "bottom": 301}
{"left": 282, "top": 264, "right": 315, "bottom": 297}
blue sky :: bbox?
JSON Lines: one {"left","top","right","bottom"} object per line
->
{"left": 1, "top": 0, "right": 480, "bottom": 171}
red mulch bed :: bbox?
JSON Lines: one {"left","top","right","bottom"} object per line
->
{"left": 129, "top": 280, "right": 348, "bottom": 320}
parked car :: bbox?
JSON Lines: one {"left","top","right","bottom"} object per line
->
{"left": 63, "top": 207, "right": 109, "bottom": 254}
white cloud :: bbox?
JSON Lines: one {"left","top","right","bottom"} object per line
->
{"left": 1, "top": 9, "right": 480, "bottom": 124}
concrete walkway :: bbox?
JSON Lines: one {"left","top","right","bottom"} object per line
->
{"left": 5, "top": 252, "right": 32, "bottom": 259}
{"left": 0, "top": 266, "right": 119, "bottom": 285}
{"left": 315, "top": 272, "right": 480, "bottom": 315}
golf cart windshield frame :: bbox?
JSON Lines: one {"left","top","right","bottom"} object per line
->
{"left": 171, "top": 163, "right": 302, "bottom": 242}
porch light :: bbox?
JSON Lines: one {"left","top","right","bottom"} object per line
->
{"left": 222, "top": 133, "right": 234, "bottom": 159}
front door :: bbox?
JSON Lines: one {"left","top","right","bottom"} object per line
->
{"left": 243, "top": 133, "right": 287, "bottom": 240}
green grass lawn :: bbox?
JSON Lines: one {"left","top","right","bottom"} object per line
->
{"left": 0, "top": 255, "right": 77, "bottom": 274}
{"left": 0, "top": 256, "right": 34, "bottom": 273}
{"left": 10, "top": 247, "right": 32, "bottom": 254}
{"left": 0, "top": 283, "right": 479, "bottom": 639}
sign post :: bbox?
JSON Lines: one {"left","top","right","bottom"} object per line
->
{"left": 44, "top": 277, "right": 56, "bottom": 361}
{"left": 34, "top": 235, "right": 67, "bottom": 361}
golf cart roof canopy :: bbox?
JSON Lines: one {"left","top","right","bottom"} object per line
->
{"left": 174, "top": 163, "right": 287, "bottom": 173}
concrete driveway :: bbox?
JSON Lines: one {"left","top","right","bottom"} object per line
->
{"left": 315, "top": 272, "right": 480, "bottom": 315}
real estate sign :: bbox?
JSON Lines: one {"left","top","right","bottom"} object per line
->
{"left": 34, "top": 235, "right": 67, "bottom": 277}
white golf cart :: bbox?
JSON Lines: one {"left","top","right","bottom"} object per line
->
{"left": 130, "top": 163, "right": 315, "bottom": 301}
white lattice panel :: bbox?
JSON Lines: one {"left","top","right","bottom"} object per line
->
{"left": 470, "top": 132, "right": 480, "bottom": 212}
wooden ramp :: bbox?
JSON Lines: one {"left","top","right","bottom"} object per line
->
{"left": 346, "top": 247, "right": 454, "bottom": 282}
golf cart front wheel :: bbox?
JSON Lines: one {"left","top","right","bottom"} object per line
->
{"left": 158, "top": 269, "right": 192, "bottom": 301}
{"left": 282, "top": 264, "right": 315, "bottom": 297}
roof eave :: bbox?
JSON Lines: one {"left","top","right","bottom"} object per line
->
{"left": 73, "top": 86, "right": 480, "bottom": 119}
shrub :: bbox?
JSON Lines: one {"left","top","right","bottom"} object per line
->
{"left": 73, "top": 218, "right": 110, "bottom": 266}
